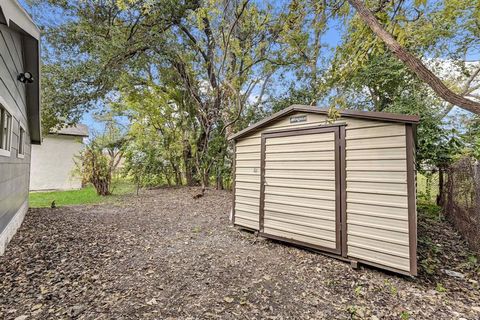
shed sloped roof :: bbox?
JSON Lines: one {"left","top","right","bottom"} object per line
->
{"left": 51, "top": 124, "right": 89, "bottom": 137}
{"left": 229, "top": 105, "right": 420, "bottom": 141}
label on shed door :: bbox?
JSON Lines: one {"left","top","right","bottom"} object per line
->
{"left": 290, "top": 115, "right": 307, "bottom": 123}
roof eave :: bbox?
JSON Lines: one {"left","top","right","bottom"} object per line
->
{"left": 0, "top": 0, "right": 40, "bottom": 40}
{"left": 25, "top": 35, "right": 41, "bottom": 144}
{"left": 228, "top": 105, "right": 420, "bottom": 141}
{"left": 51, "top": 133, "right": 89, "bottom": 138}
{"left": 0, "top": 0, "right": 42, "bottom": 144}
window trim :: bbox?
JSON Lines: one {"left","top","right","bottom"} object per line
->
{"left": 0, "top": 98, "right": 13, "bottom": 158}
{"left": 17, "top": 122, "right": 26, "bottom": 159}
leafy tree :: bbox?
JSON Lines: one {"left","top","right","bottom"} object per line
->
{"left": 341, "top": 0, "right": 480, "bottom": 114}
{"left": 27, "top": 0, "right": 480, "bottom": 195}
{"left": 322, "top": 0, "right": 478, "bottom": 204}
{"left": 416, "top": 116, "right": 463, "bottom": 203}
{"left": 344, "top": 0, "right": 480, "bottom": 114}
{"left": 118, "top": 84, "right": 188, "bottom": 188}
{"left": 459, "top": 115, "right": 480, "bottom": 160}
{"left": 30, "top": 0, "right": 302, "bottom": 192}
{"left": 123, "top": 141, "right": 170, "bottom": 193}
{"left": 78, "top": 143, "right": 113, "bottom": 196}
{"left": 76, "top": 117, "right": 126, "bottom": 196}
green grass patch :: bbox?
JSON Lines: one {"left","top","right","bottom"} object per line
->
{"left": 29, "top": 181, "right": 135, "bottom": 208}
{"left": 418, "top": 201, "right": 443, "bottom": 221}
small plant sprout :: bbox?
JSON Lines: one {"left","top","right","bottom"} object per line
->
{"left": 400, "top": 310, "right": 410, "bottom": 320}
{"left": 354, "top": 285, "right": 362, "bottom": 296}
{"left": 435, "top": 283, "right": 447, "bottom": 293}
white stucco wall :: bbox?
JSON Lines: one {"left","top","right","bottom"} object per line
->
{"left": 30, "top": 135, "right": 85, "bottom": 191}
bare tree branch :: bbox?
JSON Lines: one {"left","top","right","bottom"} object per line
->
{"left": 347, "top": 0, "right": 480, "bottom": 114}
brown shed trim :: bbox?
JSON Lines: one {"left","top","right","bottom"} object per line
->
{"left": 258, "top": 234, "right": 414, "bottom": 276}
{"left": 259, "top": 124, "right": 345, "bottom": 256}
{"left": 231, "top": 141, "right": 236, "bottom": 226}
{"left": 339, "top": 125, "right": 348, "bottom": 258}
{"left": 258, "top": 232, "right": 341, "bottom": 255}
{"left": 406, "top": 124, "right": 418, "bottom": 276}
{"left": 332, "top": 127, "right": 342, "bottom": 255}
{"left": 352, "top": 257, "right": 413, "bottom": 277}
{"left": 259, "top": 135, "right": 267, "bottom": 231}
{"left": 234, "top": 224, "right": 257, "bottom": 233}
{"left": 229, "top": 105, "right": 420, "bottom": 141}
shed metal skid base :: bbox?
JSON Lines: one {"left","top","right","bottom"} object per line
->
{"left": 234, "top": 223, "right": 413, "bottom": 276}
{"left": 257, "top": 230, "right": 414, "bottom": 276}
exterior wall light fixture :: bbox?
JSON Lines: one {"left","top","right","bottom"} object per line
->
{"left": 17, "top": 72, "right": 34, "bottom": 84}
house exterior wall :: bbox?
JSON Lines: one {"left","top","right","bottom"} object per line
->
{"left": 0, "top": 23, "right": 31, "bottom": 254}
{"left": 233, "top": 111, "right": 416, "bottom": 274}
{"left": 30, "top": 135, "right": 84, "bottom": 191}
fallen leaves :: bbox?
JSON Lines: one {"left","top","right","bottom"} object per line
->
{"left": 146, "top": 298, "right": 158, "bottom": 305}
{"left": 223, "top": 297, "right": 234, "bottom": 303}
{"left": 0, "top": 187, "right": 478, "bottom": 319}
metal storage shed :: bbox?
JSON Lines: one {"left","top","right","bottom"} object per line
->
{"left": 229, "top": 105, "right": 420, "bottom": 276}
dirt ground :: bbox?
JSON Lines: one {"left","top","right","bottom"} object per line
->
{"left": 1, "top": 188, "right": 479, "bottom": 320}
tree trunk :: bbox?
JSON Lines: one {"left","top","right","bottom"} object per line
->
{"left": 177, "top": 171, "right": 182, "bottom": 186}
{"left": 474, "top": 161, "right": 480, "bottom": 210}
{"left": 93, "top": 178, "right": 110, "bottom": 196}
{"left": 183, "top": 139, "right": 195, "bottom": 186}
{"left": 426, "top": 173, "right": 432, "bottom": 201}
{"left": 347, "top": 0, "right": 480, "bottom": 114}
{"left": 171, "top": 161, "right": 182, "bottom": 186}
{"left": 89, "top": 149, "right": 111, "bottom": 196}
{"left": 216, "top": 170, "right": 224, "bottom": 190}
{"left": 437, "top": 168, "right": 444, "bottom": 206}
{"left": 203, "top": 168, "right": 209, "bottom": 189}
{"left": 165, "top": 174, "right": 172, "bottom": 187}
{"left": 199, "top": 172, "right": 207, "bottom": 197}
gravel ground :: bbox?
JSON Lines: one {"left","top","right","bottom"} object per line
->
{"left": 1, "top": 187, "right": 479, "bottom": 319}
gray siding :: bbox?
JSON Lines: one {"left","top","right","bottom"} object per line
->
{"left": 0, "top": 23, "right": 31, "bottom": 235}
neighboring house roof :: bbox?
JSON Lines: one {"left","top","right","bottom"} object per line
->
{"left": 229, "top": 104, "right": 420, "bottom": 141}
{"left": 0, "top": 0, "right": 41, "bottom": 144}
{"left": 50, "top": 124, "right": 89, "bottom": 137}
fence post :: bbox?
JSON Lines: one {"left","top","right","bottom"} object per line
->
{"left": 475, "top": 160, "right": 480, "bottom": 209}
{"left": 474, "top": 160, "right": 479, "bottom": 181}
{"left": 445, "top": 167, "right": 453, "bottom": 218}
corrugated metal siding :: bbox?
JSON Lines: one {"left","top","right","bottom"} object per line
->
{"left": 234, "top": 113, "right": 329, "bottom": 230}
{"left": 234, "top": 137, "right": 261, "bottom": 229}
{"left": 0, "top": 24, "right": 31, "bottom": 235}
{"left": 263, "top": 131, "right": 337, "bottom": 249}
{"left": 233, "top": 111, "right": 413, "bottom": 273}
{"left": 345, "top": 123, "right": 410, "bottom": 272}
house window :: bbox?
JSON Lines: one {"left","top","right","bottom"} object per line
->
{"left": 0, "top": 105, "right": 12, "bottom": 156}
{"left": 18, "top": 125, "right": 25, "bottom": 158}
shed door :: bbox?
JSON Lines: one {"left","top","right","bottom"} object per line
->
{"left": 260, "top": 127, "right": 342, "bottom": 254}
